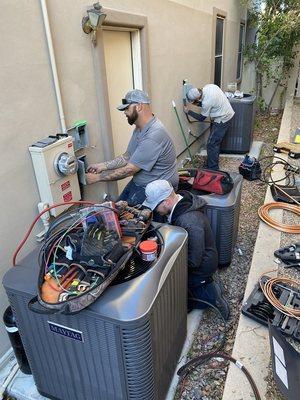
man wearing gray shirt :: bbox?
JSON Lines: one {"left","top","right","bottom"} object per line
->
{"left": 86, "top": 89, "right": 178, "bottom": 206}
{"left": 184, "top": 84, "right": 235, "bottom": 170}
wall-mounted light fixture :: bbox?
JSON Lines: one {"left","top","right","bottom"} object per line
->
{"left": 82, "top": 3, "right": 106, "bottom": 46}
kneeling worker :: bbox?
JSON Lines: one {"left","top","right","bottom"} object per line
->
{"left": 143, "top": 179, "right": 230, "bottom": 319}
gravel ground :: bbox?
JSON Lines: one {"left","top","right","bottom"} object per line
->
{"left": 174, "top": 112, "right": 283, "bottom": 400}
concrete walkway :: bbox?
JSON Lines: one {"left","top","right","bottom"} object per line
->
{"left": 197, "top": 140, "right": 263, "bottom": 160}
{"left": 222, "top": 95, "right": 295, "bottom": 400}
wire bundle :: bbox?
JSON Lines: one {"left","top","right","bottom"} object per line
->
{"left": 260, "top": 275, "right": 300, "bottom": 320}
{"left": 258, "top": 155, "right": 297, "bottom": 187}
{"left": 258, "top": 202, "right": 300, "bottom": 233}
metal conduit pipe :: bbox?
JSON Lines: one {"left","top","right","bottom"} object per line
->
{"left": 40, "top": 0, "right": 67, "bottom": 133}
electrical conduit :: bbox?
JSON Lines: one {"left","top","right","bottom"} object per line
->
{"left": 40, "top": 0, "right": 67, "bottom": 133}
{"left": 172, "top": 100, "right": 193, "bottom": 161}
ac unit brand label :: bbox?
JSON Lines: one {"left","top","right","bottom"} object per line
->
{"left": 48, "top": 321, "right": 84, "bottom": 342}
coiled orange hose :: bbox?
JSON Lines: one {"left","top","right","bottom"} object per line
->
{"left": 258, "top": 202, "right": 300, "bottom": 233}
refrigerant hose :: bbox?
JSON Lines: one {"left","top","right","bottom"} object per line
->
{"left": 178, "top": 352, "right": 261, "bottom": 400}
{"left": 258, "top": 202, "right": 300, "bottom": 233}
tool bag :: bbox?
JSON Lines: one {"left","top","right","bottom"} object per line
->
{"left": 192, "top": 169, "right": 234, "bottom": 195}
{"left": 28, "top": 203, "right": 151, "bottom": 315}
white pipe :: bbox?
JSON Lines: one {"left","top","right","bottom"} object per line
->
{"left": 40, "top": 0, "right": 67, "bottom": 133}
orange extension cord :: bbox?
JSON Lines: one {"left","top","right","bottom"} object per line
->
{"left": 258, "top": 202, "right": 300, "bottom": 234}
{"left": 260, "top": 274, "right": 300, "bottom": 320}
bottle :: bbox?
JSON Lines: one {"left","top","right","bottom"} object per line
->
{"left": 3, "top": 306, "right": 31, "bottom": 374}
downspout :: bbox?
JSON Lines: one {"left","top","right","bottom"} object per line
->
{"left": 40, "top": 0, "right": 67, "bottom": 133}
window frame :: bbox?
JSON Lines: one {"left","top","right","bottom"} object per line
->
{"left": 236, "top": 22, "right": 245, "bottom": 82}
{"left": 214, "top": 15, "right": 225, "bottom": 87}
{"left": 211, "top": 8, "right": 227, "bottom": 89}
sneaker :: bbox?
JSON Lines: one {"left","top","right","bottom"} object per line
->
{"left": 210, "top": 280, "right": 230, "bottom": 321}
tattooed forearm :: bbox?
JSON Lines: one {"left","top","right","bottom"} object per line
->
{"left": 98, "top": 163, "right": 140, "bottom": 181}
{"left": 104, "top": 152, "right": 130, "bottom": 171}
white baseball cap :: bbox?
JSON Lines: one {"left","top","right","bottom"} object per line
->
{"left": 143, "top": 180, "right": 173, "bottom": 210}
{"left": 186, "top": 87, "right": 201, "bottom": 103}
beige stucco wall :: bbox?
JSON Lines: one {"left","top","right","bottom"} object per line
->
{"left": 0, "top": 0, "right": 245, "bottom": 358}
{"left": 171, "top": 0, "right": 244, "bottom": 21}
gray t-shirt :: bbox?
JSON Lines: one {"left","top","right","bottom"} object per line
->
{"left": 127, "top": 117, "right": 178, "bottom": 188}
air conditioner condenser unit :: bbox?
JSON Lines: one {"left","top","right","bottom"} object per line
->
{"left": 3, "top": 224, "right": 188, "bottom": 400}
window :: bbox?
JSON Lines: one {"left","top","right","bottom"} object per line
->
{"left": 214, "top": 16, "right": 224, "bottom": 87}
{"left": 236, "top": 23, "right": 245, "bottom": 80}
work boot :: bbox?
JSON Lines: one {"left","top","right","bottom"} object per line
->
{"left": 211, "top": 280, "right": 230, "bottom": 321}
{"left": 207, "top": 281, "right": 230, "bottom": 320}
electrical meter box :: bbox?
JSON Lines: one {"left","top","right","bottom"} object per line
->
{"left": 29, "top": 136, "right": 81, "bottom": 217}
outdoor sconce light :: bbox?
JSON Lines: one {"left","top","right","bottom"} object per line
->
{"left": 82, "top": 2, "right": 106, "bottom": 46}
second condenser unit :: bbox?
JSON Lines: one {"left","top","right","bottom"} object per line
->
{"left": 202, "top": 172, "right": 242, "bottom": 267}
{"left": 178, "top": 172, "right": 242, "bottom": 267}
{"left": 221, "top": 94, "right": 256, "bottom": 154}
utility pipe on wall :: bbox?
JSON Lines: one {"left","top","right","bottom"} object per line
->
{"left": 40, "top": 0, "right": 67, "bottom": 133}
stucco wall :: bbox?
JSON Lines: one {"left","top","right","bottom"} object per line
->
{"left": 0, "top": 0, "right": 245, "bottom": 358}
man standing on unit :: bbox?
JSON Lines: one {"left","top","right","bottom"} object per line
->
{"left": 184, "top": 84, "right": 234, "bottom": 170}
{"left": 86, "top": 89, "right": 178, "bottom": 206}
{"left": 142, "top": 179, "right": 230, "bottom": 320}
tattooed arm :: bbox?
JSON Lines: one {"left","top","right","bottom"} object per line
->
{"left": 86, "top": 162, "right": 140, "bottom": 184}
{"left": 87, "top": 152, "right": 130, "bottom": 174}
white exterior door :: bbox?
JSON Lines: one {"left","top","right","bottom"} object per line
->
{"left": 103, "top": 29, "right": 142, "bottom": 194}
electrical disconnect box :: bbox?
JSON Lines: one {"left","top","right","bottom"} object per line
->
{"left": 182, "top": 79, "right": 193, "bottom": 105}
{"left": 67, "top": 120, "right": 89, "bottom": 152}
{"left": 29, "top": 136, "right": 81, "bottom": 217}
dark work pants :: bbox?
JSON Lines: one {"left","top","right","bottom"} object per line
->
{"left": 118, "top": 179, "right": 166, "bottom": 222}
{"left": 206, "top": 119, "right": 232, "bottom": 170}
{"left": 188, "top": 275, "right": 217, "bottom": 310}
{"left": 118, "top": 179, "right": 146, "bottom": 206}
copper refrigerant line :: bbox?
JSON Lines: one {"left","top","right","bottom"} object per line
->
{"left": 260, "top": 274, "right": 300, "bottom": 320}
{"left": 257, "top": 154, "right": 300, "bottom": 232}
{"left": 258, "top": 202, "right": 300, "bottom": 234}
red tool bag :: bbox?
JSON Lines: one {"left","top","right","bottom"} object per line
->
{"left": 192, "top": 169, "right": 234, "bottom": 195}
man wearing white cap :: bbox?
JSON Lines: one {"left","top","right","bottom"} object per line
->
{"left": 86, "top": 89, "right": 178, "bottom": 206}
{"left": 184, "top": 84, "right": 234, "bottom": 170}
{"left": 143, "top": 179, "right": 230, "bottom": 319}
